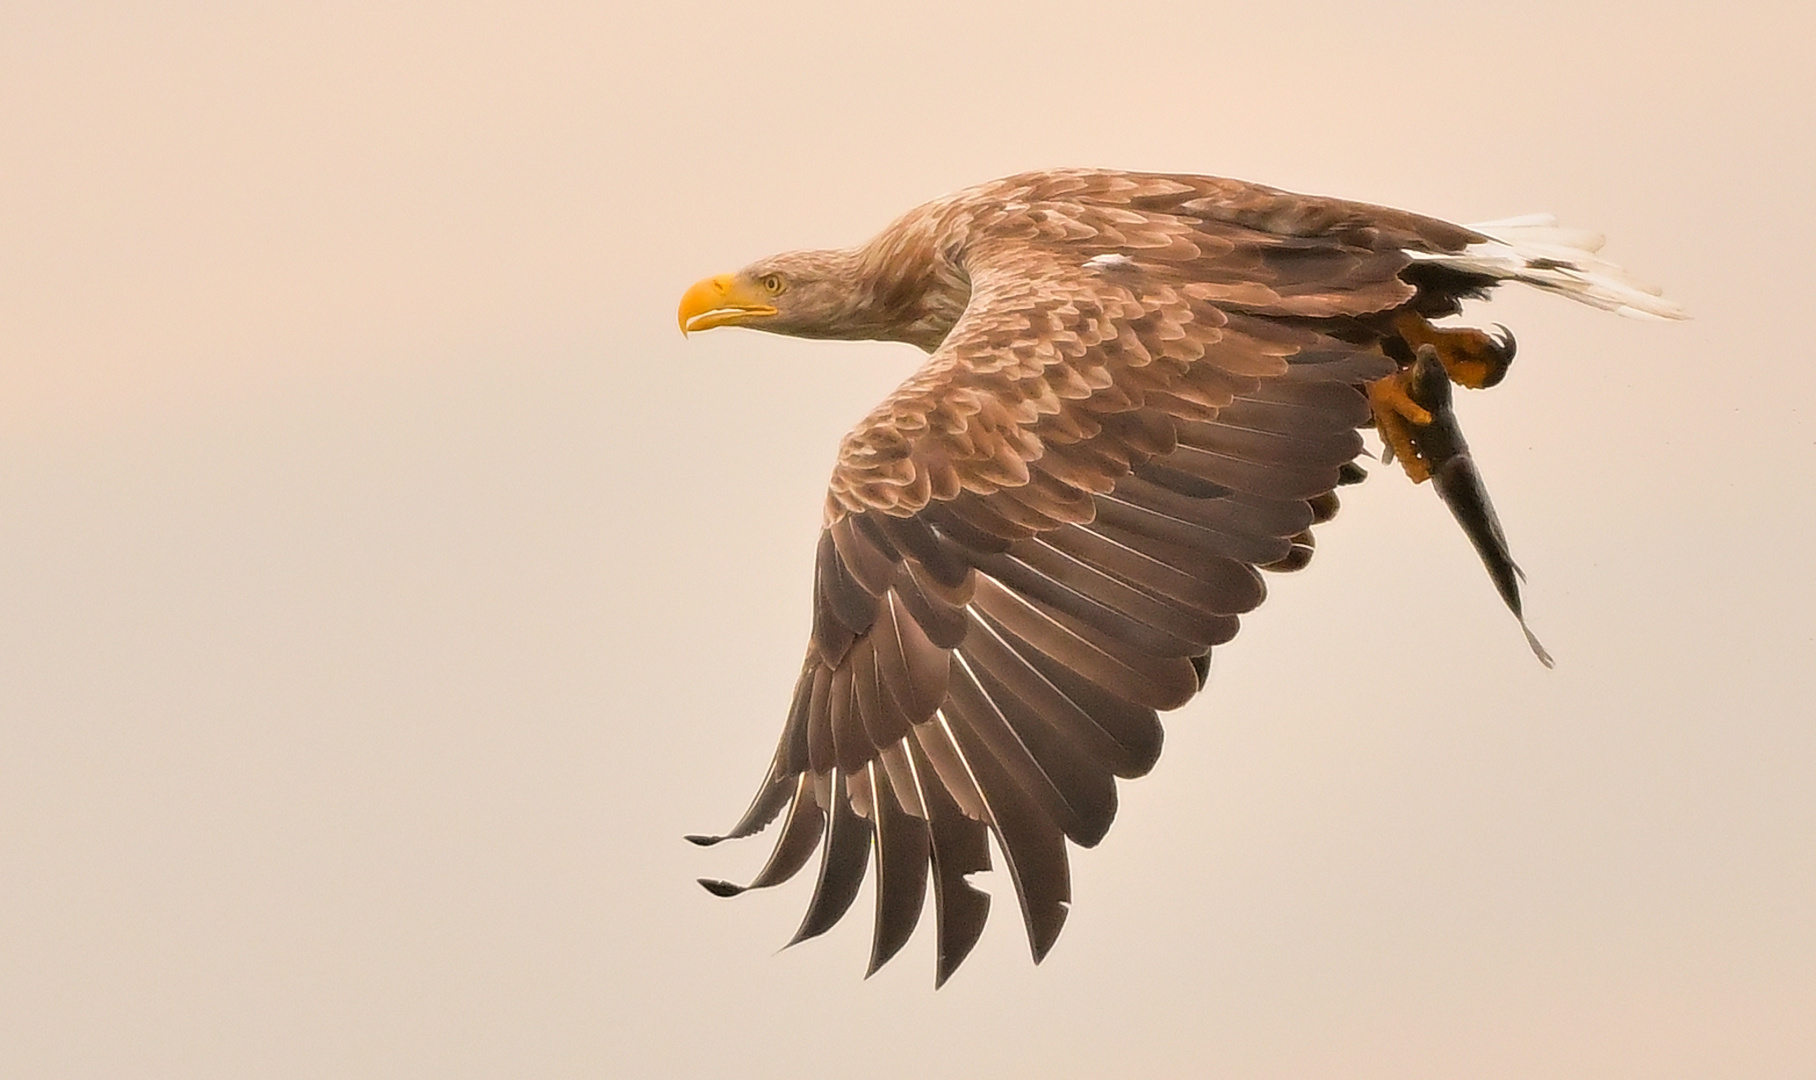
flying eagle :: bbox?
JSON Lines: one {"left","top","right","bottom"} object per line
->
{"left": 676, "top": 169, "right": 1680, "bottom": 985}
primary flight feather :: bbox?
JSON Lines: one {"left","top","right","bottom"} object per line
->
{"left": 677, "top": 169, "right": 1679, "bottom": 985}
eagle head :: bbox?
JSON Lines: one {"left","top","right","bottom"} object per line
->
{"left": 677, "top": 250, "right": 865, "bottom": 339}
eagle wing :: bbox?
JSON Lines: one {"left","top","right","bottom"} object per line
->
{"left": 692, "top": 176, "right": 1469, "bottom": 983}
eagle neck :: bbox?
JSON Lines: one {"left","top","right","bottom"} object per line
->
{"left": 846, "top": 216, "right": 971, "bottom": 352}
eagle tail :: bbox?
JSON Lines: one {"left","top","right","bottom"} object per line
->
{"left": 1409, "top": 214, "right": 1686, "bottom": 320}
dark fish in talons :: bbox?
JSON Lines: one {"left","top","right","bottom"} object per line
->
{"left": 1404, "top": 345, "right": 1554, "bottom": 667}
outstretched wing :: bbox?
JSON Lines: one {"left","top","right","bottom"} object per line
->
{"left": 692, "top": 181, "right": 1447, "bottom": 983}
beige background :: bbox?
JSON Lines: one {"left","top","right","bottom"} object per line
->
{"left": 3, "top": 1, "right": 1812, "bottom": 1076}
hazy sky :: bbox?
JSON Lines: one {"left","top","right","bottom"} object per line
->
{"left": 3, "top": 2, "right": 1812, "bottom": 1077}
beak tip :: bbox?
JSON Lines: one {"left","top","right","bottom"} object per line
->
{"left": 678, "top": 274, "right": 730, "bottom": 337}
{"left": 678, "top": 273, "right": 772, "bottom": 336}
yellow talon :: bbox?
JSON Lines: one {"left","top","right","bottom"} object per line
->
{"left": 1391, "top": 312, "right": 1517, "bottom": 390}
{"left": 1369, "top": 371, "right": 1434, "bottom": 484}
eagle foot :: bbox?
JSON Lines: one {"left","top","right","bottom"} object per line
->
{"left": 1368, "top": 369, "right": 1434, "bottom": 483}
{"left": 1392, "top": 312, "right": 1516, "bottom": 390}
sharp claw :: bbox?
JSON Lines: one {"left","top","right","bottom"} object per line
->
{"left": 1490, "top": 322, "right": 1517, "bottom": 362}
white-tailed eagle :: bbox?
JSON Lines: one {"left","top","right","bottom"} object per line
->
{"left": 677, "top": 169, "right": 1680, "bottom": 984}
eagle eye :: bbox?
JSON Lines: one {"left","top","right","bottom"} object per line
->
{"left": 760, "top": 274, "right": 785, "bottom": 295}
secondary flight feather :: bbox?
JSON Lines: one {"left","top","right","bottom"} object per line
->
{"left": 676, "top": 169, "right": 1679, "bottom": 984}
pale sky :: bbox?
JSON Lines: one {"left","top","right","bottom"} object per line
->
{"left": 2, "top": 2, "right": 1812, "bottom": 1077}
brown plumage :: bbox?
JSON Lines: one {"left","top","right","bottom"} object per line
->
{"left": 677, "top": 169, "right": 1680, "bottom": 984}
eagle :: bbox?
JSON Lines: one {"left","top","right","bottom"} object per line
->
{"left": 676, "top": 169, "right": 1680, "bottom": 985}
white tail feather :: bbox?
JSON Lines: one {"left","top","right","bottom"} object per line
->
{"left": 1406, "top": 214, "right": 1685, "bottom": 320}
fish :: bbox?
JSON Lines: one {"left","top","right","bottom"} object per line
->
{"left": 1402, "top": 344, "right": 1554, "bottom": 667}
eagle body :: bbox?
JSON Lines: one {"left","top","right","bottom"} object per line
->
{"left": 677, "top": 169, "right": 1678, "bottom": 984}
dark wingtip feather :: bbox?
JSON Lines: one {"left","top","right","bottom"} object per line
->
{"left": 866, "top": 766, "right": 932, "bottom": 978}
{"left": 698, "top": 878, "right": 747, "bottom": 898}
{"left": 784, "top": 788, "right": 873, "bottom": 948}
{"left": 931, "top": 878, "right": 991, "bottom": 987}
{"left": 684, "top": 833, "right": 725, "bottom": 847}
{"left": 1029, "top": 900, "right": 1072, "bottom": 964}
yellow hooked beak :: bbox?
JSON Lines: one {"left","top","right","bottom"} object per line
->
{"left": 677, "top": 273, "right": 778, "bottom": 334}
